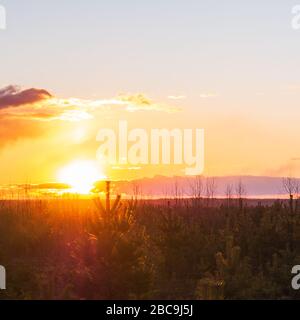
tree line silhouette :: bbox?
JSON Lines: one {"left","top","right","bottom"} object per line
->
{"left": 0, "top": 178, "right": 300, "bottom": 299}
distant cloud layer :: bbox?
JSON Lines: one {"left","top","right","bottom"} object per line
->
{"left": 0, "top": 85, "right": 52, "bottom": 109}
{"left": 0, "top": 85, "right": 182, "bottom": 147}
{"left": 118, "top": 94, "right": 181, "bottom": 113}
{"left": 0, "top": 85, "right": 181, "bottom": 123}
{"left": 199, "top": 93, "right": 217, "bottom": 98}
{"left": 167, "top": 95, "right": 186, "bottom": 100}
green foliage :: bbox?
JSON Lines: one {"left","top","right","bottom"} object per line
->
{"left": 1, "top": 198, "right": 300, "bottom": 299}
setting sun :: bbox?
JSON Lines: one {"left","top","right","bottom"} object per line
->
{"left": 57, "top": 160, "right": 106, "bottom": 194}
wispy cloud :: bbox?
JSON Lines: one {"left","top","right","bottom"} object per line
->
{"left": 0, "top": 86, "right": 182, "bottom": 146}
{"left": 167, "top": 95, "right": 186, "bottom": 100}
{"left": 280, "top": 84, "right": 300, "bottom": 95}
{"left": 118, "top": 94, "right": 181, "bottom": 113}
{"left": 0, "top": 86, "right": 181, "bottom": 123}
{"left": 285, "top": 84, "right": 300, "bottom": 91}
{"left": 199, "top": 92, "right": 217, "bottom": 98}
{"left": 265, "top": 159, "right": 300, "bottom": 176}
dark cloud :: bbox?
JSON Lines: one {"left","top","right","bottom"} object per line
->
{"left": 20, "top": 183, "right": 71, "bottom": 190}
{"left": 0, "top": 85, "right": 52, "bottom": 109}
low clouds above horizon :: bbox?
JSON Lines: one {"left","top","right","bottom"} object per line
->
{"left": 0, "top": 85, "right": 181, "bottom": 147}
{"left": 0, "top": 85, "right": 180, "bottom": 121}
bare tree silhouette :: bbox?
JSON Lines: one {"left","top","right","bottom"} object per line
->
{"left": 282, "top": 177, "right": 298, "bottom": 215}
{"left": 225, "top": 183, "right": 233, "bottom": 208}
{"left": 189, "top": 175, "right": 204, "bottom": 208}
{"left": 205, "top": 177, "right": 217, "bottom": 207}
{"left": 235, "top": 179, "right": 246, "bottom": 212}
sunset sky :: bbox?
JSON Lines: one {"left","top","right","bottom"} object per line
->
{"left": 0, "top": 0, "right": 300, "bottom": 185}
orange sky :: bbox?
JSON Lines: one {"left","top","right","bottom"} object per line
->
{"left": 1, "top": 1, "right": 300, "bottom": 185}
{"left": 0, "top": 86, "right": 299, "bottom": 185}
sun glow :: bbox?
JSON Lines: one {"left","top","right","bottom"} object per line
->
{"left": 57, "top": 160, "right": 106, "bottom": 194}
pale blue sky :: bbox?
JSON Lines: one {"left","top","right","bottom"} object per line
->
{"left": 1, "top": 0, "right": 299, "bottom": 100}
{"left": 1, "top": 1, "right": 300, "bottom": 179}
